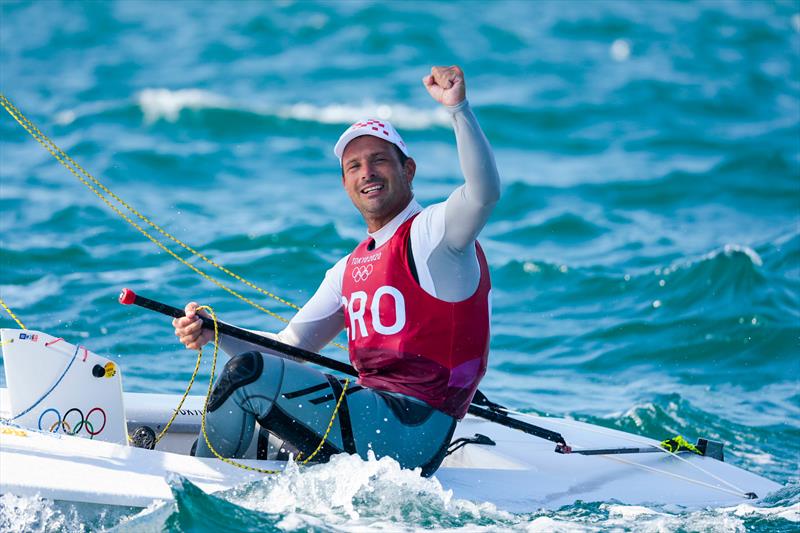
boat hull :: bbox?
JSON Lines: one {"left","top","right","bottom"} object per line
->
{"left": 0, "top": 389, "right": 782, "bottom": 512}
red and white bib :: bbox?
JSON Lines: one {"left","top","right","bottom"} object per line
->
{"left": 341, "top": 215, "right": 491, "bottom": 419}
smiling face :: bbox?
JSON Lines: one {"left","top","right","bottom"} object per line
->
{"left": 341, "top": 135, "right": 416, "bottom": 232}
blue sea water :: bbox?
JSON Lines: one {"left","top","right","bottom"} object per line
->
{"left": 1, "top": 0, "right": 798, "bottom": 530}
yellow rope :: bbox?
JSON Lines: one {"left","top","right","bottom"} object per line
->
{"left": 153, "top": 332, "right": 206, "bottom": 445}
{"left": 660, "top": 435, "right": 702, "bottom": 455}
{"left": 0, "top": 94, "right": 346, "bottom": 351}
{"left": 185, "top": 305, "right": 348, "bottom": 474}
{"left": 296, "top": 377, "right": 350, "bottom": 464}
{"left": 0, "top": 296, "right": 26, "bottom": 330}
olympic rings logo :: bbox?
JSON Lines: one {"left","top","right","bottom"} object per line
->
{"left": 351, "top": 264, "right": 373, "bottom": 282}
{"left": 38, "top": 407, "right": 107, "bottom": 438}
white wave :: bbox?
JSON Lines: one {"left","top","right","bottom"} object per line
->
{"left": 707, "top": 244, "right": 764, "bottom": 267}
{"left": 619, "top": 401, "right": 657, "bottom": 428}
{"left": 0, "top": 493, "right": 81, "bottom": 533}
{"left": 227, "top": 452, "right": 515, "bottom": 529}
{"left": 134, "top": 87, "right": 449, "bottom": 129}
{"left": 136, "top": 88, "right": 233, "bottom": 123}
{"left": 601, "top": 497, "right": 800, "bottom": 530}
{"left": 108, "top": 499, "right": 174, "bottom": 533}
{"left": 524, "top": 516, "right": 588, "bottom": 532}
{"left": 605, "top": 504, "right": 664, "bottom": 519}
{"left": 276, "top": 101, "right": 451, "bottom": 130}
{"left": 662, "top": 243, "right": 764, "bottom": 277}
{"left": 0, "top": 276, "right": 63, "bottom": 308}
{"left": 53, "top": 88, "right": 449, "bottom": 130}
{"left": 54, "top": 99, "right": 128, "bottom": 126}
{"left": 609, "top": 510, "right": 745, "bottom": 532}
{"left": 739, "top": 452, "right": 775, "bottom": 466}
{"left": 724, "top": 501, "right": 800, "bottom": 522}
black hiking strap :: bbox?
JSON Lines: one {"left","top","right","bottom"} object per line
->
{"left": 326, "top": 374, "right": 357, "bottom": 454}
{"left": 282, "top": 382, "right": 329, "bottom": 400}
{"left": 308, "top": 384, "right": 364, "bottom": 405}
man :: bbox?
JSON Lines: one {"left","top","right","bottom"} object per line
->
{"left": 173, "top": 66, "right": 500, "bottom": 476}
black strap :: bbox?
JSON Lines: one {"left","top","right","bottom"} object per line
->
{"left": 256, "top": 427, "right": 271, "bottom": 460}
{"left": 445, "top": 433, "right": 496, "bottom": 457}
{"left": 282, "top": 382, "right": 330, "bottom": 400}
{"left": 467, "top": 404, "right": 567, "bottom": 445}
{"left": 406, "top": 231, "right": 419, "bottom": 284}
{"left": 258, "top": 405, "right": 342, "bottom": 460}
{"left": 471, "top": 390, "right": 506, "bottom": 411}
{"left": 326, "top": 374, "right": 357, "bottom": 454}
{"left": 308, "top": 384, "right": 363, "bottom": 405}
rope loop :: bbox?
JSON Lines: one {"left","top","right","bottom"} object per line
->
{"left": 181, "top": 305, "right": 349, "bottom": 474}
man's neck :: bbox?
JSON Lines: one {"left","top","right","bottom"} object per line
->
{"left": 365, "top": 197, "right": 409, "bottom": 232}
{"left": 367, "top": 199, "right": 422, "bottom": 247}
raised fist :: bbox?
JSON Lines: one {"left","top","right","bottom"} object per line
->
{"left": 422, "top": 65, "right": 466, "bottom": 107}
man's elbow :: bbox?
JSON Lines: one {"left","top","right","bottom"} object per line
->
{"left": 463, "top": 186, "right": 500, "bottom": 210}
{"left": 487, "top": 181, "right": 501, "bottom": 205}
{"left": 479, "top": 175, "right": 501, "bottom": 206}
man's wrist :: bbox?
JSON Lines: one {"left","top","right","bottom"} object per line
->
{"left": 445, "top": 98, "right": 469, "bottom": 115}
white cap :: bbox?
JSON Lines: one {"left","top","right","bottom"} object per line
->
{"left": 334, "top": 119, "right": 409, "bottom": 165}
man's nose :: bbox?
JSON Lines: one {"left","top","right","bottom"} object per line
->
{"left": 359, "top": 162, "right": 377, "bottom": 180}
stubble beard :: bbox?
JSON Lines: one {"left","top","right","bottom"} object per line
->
{"left": 358, "top": 183, "right": 412, "bottom": 229}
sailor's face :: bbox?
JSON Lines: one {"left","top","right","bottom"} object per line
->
{"left": 341, "top": 136, "right": 414, "bottom": 231}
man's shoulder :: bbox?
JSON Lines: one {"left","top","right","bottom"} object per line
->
{"left": 325, "top": 254, "right": 351, "bottom": 283}
{"left": 410, "top": 201, "right": 447, "bottom": 242}
{"left": 333, "top": 253, "right": 351, "bottom": 270}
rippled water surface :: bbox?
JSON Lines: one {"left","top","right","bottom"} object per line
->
{"left": 1, "top": 1, "right": 798, "bottom": 531}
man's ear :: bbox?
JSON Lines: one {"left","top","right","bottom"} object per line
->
{"left": 404, "top": 158, "right": 416, "bottom": 184}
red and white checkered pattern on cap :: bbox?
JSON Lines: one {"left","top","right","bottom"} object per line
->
{"left": 334, "top": 119, "right": 409, "bottom": 165}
